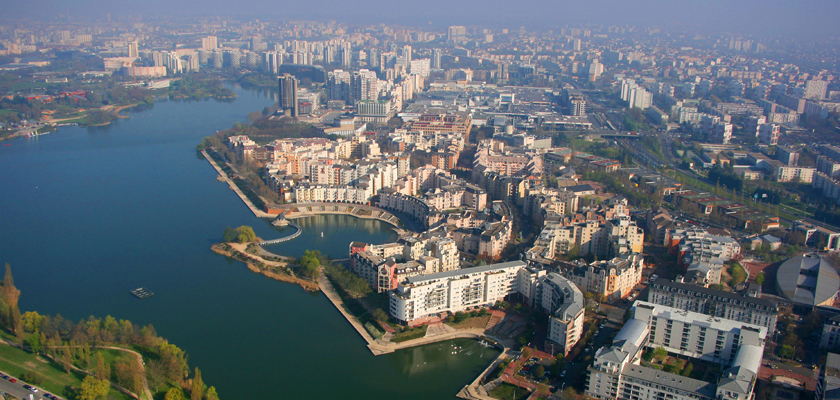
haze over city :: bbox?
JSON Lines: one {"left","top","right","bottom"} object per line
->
{"left": 2, "top": 2, "right": 840, "bottom": 400}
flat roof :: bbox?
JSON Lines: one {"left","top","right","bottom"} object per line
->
{"left": 405, "top": 260, "right": 526, "bottom": 284}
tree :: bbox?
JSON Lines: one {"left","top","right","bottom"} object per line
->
{"left": 779, "top": 344, "right": 795, "bottom": 359}
{"left": 190, "top": 367, "right": 205, "bottom": 400}
{"left": 755, "top": 272, "right": 765, "bottom": 286}
{"left": 533, "top": 364, "right": 545, "bottom": 379}
{"left": 373, "top": 308, "right": 389, "bottom": 322}
{"left": 682, "top": 363, "right": 694, "bottom": 377}
{"left": 79, "top": 376, "right": 110, "bottom": 400}
{"left": 2, "top": 264, "right": 23, "bottom": 339}
{"left": 94, "top": 352, "right": 109, "bottom": 381}
{"left": 114, "top": 355, "right": 143, "bottom": 395}
{"left": 236, "top": 226, "right": 257, "bottom": 243}
{"left": 165, "top": 387, "right": 185, "bottom": 400}
{"left": 653, "top": 346, "right": 667, "bottom": 360}
{"left": 223, "top": 227, "right": 238, "bottom": 243}
{"left": 205, "top": 387, "right": 220, "bottom": 400}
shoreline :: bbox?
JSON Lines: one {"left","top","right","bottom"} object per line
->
{"left": 202, "top": 148, "right": 504, "bottom": 395}
{"left": 1, "top": 103, "right": 140, "bottom": 142}
{"left": 210, "top": 242, "right": 319, "bottom": 292}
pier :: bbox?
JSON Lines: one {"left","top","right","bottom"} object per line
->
{"left": 259, "top": 222, "right": 302, "bottom": 245}
{"left": 130, "top": 287, "right": 154, "bottom": 299}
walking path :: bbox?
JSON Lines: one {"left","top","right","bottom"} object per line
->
{"left": 317, "top": 270, "right": 496, "bottom": 355}
{"left": 0, "top": 339, "right": 152, "bottom": 400}
{"left": 201, "top": 150, "right": 272, "bottom": 218}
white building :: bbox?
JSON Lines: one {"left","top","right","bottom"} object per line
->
{"left": 389, "top": 261, "right": 526, "bottom": 324}
{"left": 586, "top": 301, "right": 766, "bottom": 400}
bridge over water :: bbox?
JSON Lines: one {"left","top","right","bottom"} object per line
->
{"left": 259, "top": 222, "right": 302, "bottom": 245}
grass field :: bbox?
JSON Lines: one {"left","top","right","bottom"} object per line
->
{"left": 0, "top": 343, "right": 133, "bottom": 400}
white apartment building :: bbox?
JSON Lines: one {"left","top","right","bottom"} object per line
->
{"left": 587, "top": 301, "right": 766, "bottom": 400}
{"left": 648, "top": 280, "right": 778, "bottom": 334}
{"left": 389, "top": 261, "right": 527, "bottom": 324}
{"left": 774, "top": 165, "right": 816, "bottom": 183}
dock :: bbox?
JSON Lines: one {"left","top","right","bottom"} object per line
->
{"left": 130, "top": 287, "right": 154, "bottom": 299}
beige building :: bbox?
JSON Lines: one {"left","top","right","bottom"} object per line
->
{"left": 565, "top": 253, "right": 644, "bottom": 300}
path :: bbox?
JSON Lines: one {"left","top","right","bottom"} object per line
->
{"left": 201, "top": 150, "right": 272, "bottom": 218}
{"left": 317, "top": 269, "right": 495, "bottom": 355}
{"left": 0, "top": 339, "right": 152, "bottom": 400}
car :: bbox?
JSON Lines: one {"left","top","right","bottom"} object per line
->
{"left": 23, "top": 385, "right": 31, "bottom": 390}
{"left": 9, "top": 378, "right": 16, "bottom": 383}
{"left": 29, "top": 387, "right": 38, "bottom": 393}
{"left": 560, "top": 371, "right": 566, "bottom": 377}
{"left": 585, "top": 348, "right": 590, "bottom": 353}
{"left": 771, "top": 365, "right": 778, "bottom": 370}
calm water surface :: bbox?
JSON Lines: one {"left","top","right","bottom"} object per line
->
{"left": 0, "top": 85, "right": 497, "bottom": 399}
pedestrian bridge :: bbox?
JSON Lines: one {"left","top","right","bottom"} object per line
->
{"left": 259, "top": 222, "right": 302, "bottom": 245}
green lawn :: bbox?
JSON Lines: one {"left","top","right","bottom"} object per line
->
{"left": 487, "top": 383, "right": 530, "bottom": 400}
{"left": 391, "top": 325, "right": 428, "bottom": 343}
{"left": 0, "top": 343, "right": 132, "bottom": 400}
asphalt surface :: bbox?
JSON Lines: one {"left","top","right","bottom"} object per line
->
{"left": 0, "top": 372, "right": 59, "bottom": 400}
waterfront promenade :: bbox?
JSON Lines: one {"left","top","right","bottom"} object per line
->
{"left": 202, "top": 149, "right": 417, "bottom": 234}
{"left": 201, "top": 150, "right": 272, "bottom": 218}
{"left": 317, "top": 269, "right": 503, "bottom": 355}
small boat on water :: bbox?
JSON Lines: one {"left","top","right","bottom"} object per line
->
{"left": 321, "top": 232, "right": 324, "bottom": 237}
{"left": 130, "top": 287, "right": 154, "bottom": 299}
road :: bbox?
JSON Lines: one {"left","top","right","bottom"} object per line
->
{"left": 0, "top": 371, "right": 59, "bottom": 400}
{"left": 553, "top": 317, "right": 621, "bottom": 392}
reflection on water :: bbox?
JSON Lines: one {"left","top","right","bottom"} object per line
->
{"left": 264, "top": 214, "right": 398, "bottom": 259}
{"left": 392, "top": 338, "right": 500, "bottom": 376}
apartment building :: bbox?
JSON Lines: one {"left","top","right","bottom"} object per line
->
{"left": 350, "top": 236, "right": 460, "bottom": 293}
{"left": 538, "top": 273, "right": 585, "bottom": 356}
{"left": 565, "top": 253, "right": 645, "bottom": 301}
{"left": 389, "top": 261, "right": 527, "bottom": 324}
{"left": 587, "top": 301, "right": 766, "bottom": 400}
{"left": 648, "top": 279, "right": 778, "bottom": 334}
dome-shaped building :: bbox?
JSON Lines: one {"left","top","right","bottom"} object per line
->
{"left": 775, "top": 253, "right": 840, "bottom": 308}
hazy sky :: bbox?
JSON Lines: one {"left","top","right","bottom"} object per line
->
{"left": 4, "top": 0, "right": 840, "bottom": 37}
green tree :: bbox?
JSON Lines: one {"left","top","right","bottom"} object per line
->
{"left": 190, "top": 367, "right": 205, "bottom": 400}
{"left": 205, "top": 387, "right": 220, "bottom": 400}
{"left": 165, "top": 387, "right": 185, "bottom": 400}
{"left": 653, "top": 346, "right": 667, "bottom": 360}
{"left": 223, "top": 227, "right": 238, "bottom": 243}
{"left": 755, "top": 272, "right": 765, "bottom": 286}
{"left": 373, "top": 308, "right": 389, "bottom": 322}
{"left": 779, "top": 344, "right": 794, "bottom": 359}
{"left": 236, "top": 226, "right": 257, "bottom": 243}
{"left": 79, "top": 376, "right": 110, "bottom": 400}
{"left": 683, "top": 363, "right": 694, "bottom": 377}
{"left": 26, "top": 332, "right": 41, "bottom": 353}
{"left": 533, "top": 364, "right": 545, "bottom": 379}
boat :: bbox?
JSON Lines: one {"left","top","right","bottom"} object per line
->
{"left": 321, "top": 232, "right": 324, "bottom": 237}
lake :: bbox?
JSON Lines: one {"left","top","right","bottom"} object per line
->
{"left": 0, "top": 84, "right": 498, "bottom": 399}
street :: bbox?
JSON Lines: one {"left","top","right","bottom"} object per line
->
{"left": 0, "top": 371, "right": 58, "bottom": 400}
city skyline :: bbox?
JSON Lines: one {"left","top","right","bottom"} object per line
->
{"left": 3, "top": 0, "right": 840, "bottom": 38}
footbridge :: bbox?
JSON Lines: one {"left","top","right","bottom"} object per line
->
{"left": 259, "top": 222, "right": 302, "bottom": 245}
